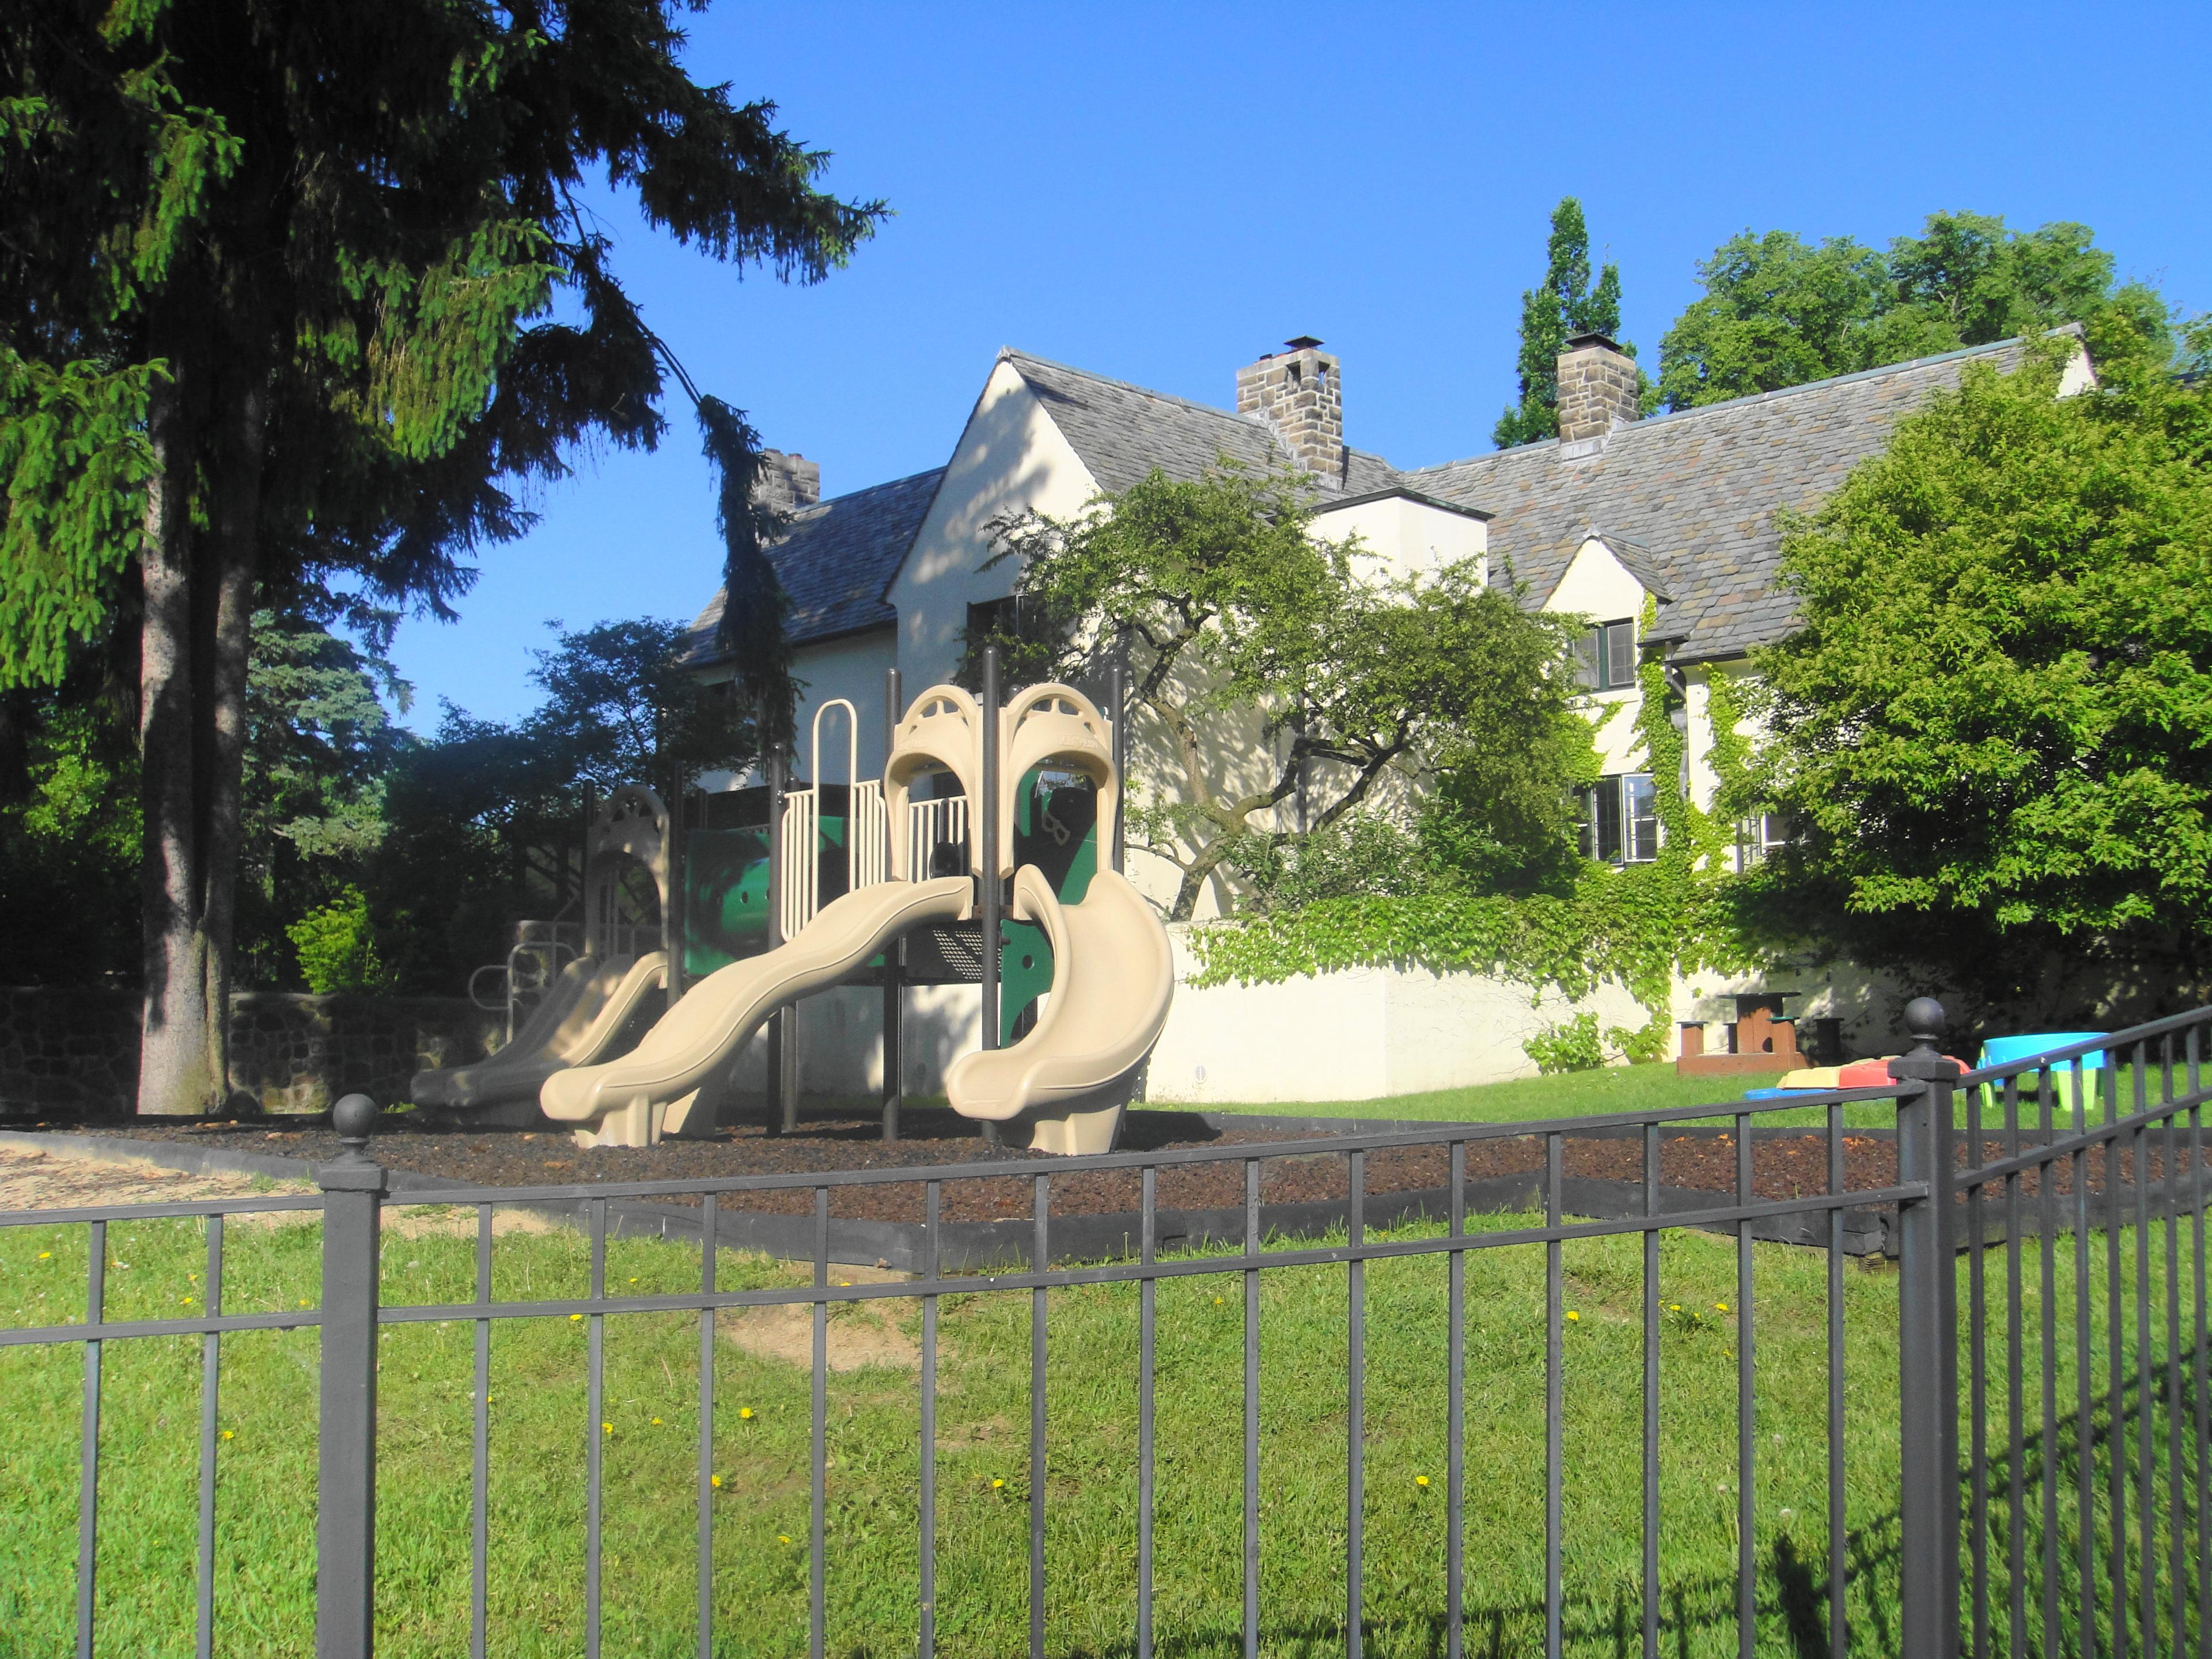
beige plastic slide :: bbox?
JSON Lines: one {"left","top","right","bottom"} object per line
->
{"left": 542, "top": 876, "right": 975, "bottom": 1147}
{"left": 410, "top": 951, "right": 668, "bottom": 1115}
{"left": 946, "top": 865, "right": 1175, "bottom": 1155}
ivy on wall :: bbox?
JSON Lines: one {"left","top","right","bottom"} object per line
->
{"left": 1186, "top": 599, "right": 1763, "bottom": 1039}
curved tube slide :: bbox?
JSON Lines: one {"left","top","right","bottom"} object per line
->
{"left": 543, "top": 877, "right": 975, "bottom": 1148}
{"left": 410, "top": 952, "right": 669, "bottom": 1115}
{"left": 946, "top": 866, "right": 1174, "bottom": 1156}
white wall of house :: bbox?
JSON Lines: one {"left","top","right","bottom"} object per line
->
{"left": 695, "top": 630, "right": 900, "bottom": 792}
{"left": 888, "top": 359, "right": 1100, "bottom": 694}
{"left": 1545, "top": 535, "right": 1650, "bottom": 771}
{"left": 1309, "top": 492, "right": 1489, "bottom": 585}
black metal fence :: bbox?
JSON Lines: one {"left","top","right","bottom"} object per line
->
{"left": 4, "top": 1002, "right": 2210, "bottom": 1659}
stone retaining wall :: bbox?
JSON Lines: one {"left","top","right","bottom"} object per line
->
{"left": 0, "top": 987, "right": 502, "bottom": 1115}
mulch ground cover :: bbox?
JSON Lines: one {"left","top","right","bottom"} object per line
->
{"left": 20, "top": 1107, "right": 2203, "bottom": 1228}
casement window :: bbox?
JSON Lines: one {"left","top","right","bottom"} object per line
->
{"left": 1735, "top": 810, "right": 1794, "bottom": 869}
{"left": 966, "top": 596, "right": 1020, "bottom": 641}
{"left": 1577, "top": 774, "right": 1660, "bottom": 865}
{"left": 1574, "top": 618, "right": 1638, "bottom": 691}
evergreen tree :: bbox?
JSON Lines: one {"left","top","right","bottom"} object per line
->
{"left": 1494, "top": 198, "right": 1633, "bottom": 448}
{"left": 1, "top": 1, "right": 878, "bottom": 1111}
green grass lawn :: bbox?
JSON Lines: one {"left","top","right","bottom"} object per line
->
{"left": 3, "top": 1200, "right": 2202, "bottom": 1658}
{"left": 1143, "top": 1063, "right": 1793, "bottom": 1126}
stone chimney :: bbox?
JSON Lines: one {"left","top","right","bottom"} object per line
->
{"left": 1555, "top": 333, "right": 1640, "bottom": 446}
{"left": 753, "top": 449, "right": 821, "bottom": 514}
{"left": 1236, "top": 337, "right": 1344, "bottom": 484}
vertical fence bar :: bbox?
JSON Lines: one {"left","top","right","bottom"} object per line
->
{"left": 2132, "top": 1046, "right": 2156, "bottom": 1655}
{"left": 1348, "top": 1147, "right": 1366, "bottom": 1659}
{"left": 1031, "top": 1174, "right": 1048, "bottom": 1659}
{"left": 2039, "top": 1065, "right": 2061, "bottom": 1659}
{"left": 2192, "top": 1025, "right": 2210, "bottom": 1659}
{"left": 1982, "top": 1092, "right": 1999, "bottom": 1659}
{"left": 1244, "top": 1158, "right": 1261, "bottom": 1659}
{"left": 1639, "top": 1120, "right": 1660, "bottom": 1659}
{"left": 586, "top": 1198, "right": 607, "bottom": 1659}
{"left": 2105, "top": 1056, "right": 2129, "bottom": 1659}
{"left": 2163, "top": 1046, "right": 2186, "bottom": 1659}
{"left": 1546, "top": 1132, "right": 1563, "bottom": 1659}
{"left": 1138, "top": 1166, "right": 1156, "bottom": 1659}
{"left": 196, "top": 1214, "right": 224, "bottom": 1659}
{"left": 1893, "top": 1001, "right": 1959, "bottom": 1659}
{"left": 1736, "top": 1112, "right": 1756, "bottom": 1659}
{"left": 813, "top": 1188, "right": 829, "bottom": 1659}
{"left": 884, "top": 665, "right": 904, "bottom": 1142}
{"left": 473, "top": 1204, "right": 493, "bottom": 1659}
{"left": 2002, "top": 1072, "right": 2026, "bottom": 1659}
{"left": 1825, "top": 1100, "right": 1847, "bottom": 1659}
{"left": 2074, "top": 1069, "right": 2097, "bottom": 1655}
{"left": 1449, "top": 1141, "right": 1468, "bottom": 1659}
{"left": 921, "top": 1181, "right": 941, "bottom": 1659}
{"left": 698, "top": 1194, "right": 717, "bottom": 1659}
{"left": 317, "top": 1159, "right": 384, "bottom": 1659}
{"left": 75, "top": 1217, "right": 105, "bottom": 1659}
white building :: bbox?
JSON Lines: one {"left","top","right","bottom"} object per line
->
{"left": 681, "top": 329, "right": 2078, "bottom": 1093}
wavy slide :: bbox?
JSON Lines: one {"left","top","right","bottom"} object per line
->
{"left": 947, "top": 867, "right": 1174, "bottom": 1155}
{"left": 410, "top": 951, "right": 668, "bottom": 1115}
{"left": 542, "top": 876, "right": 975, "bottom": 1147}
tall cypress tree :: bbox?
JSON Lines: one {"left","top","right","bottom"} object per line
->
{"left": 1494, "top": 198, "right": 1631, "bottom": 448}
{"left": 1, "top": 1, "right": 880, "bottom": 1112}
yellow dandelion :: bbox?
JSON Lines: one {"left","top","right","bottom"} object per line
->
{"left": 37, "top": 1251, "right": 51, "bottom": 1260}
{"left": 1415, "top": 1475, "right": 1430, "bottom": 1488}
{"left": 221, "top": 1430, "right": 234, "bottom": 1441}
{"left": 1714, "top": 1302, "right": 1729, "bottom": 1313}
{"left": 298, "top": 1299, "right": 311, "bottom": 1308}
{"left": 181, "top": 1296, "right": 194, "bottom": 1305}
{"left": 1565, "top": 1310, "right": 1580, "bottom": 1322}
{"left": 652, "top": 1418, "right": 662, "bottom": 1426}
{"left": 603, "top": 1422, "right": 613, "bottom": 1435}
{"left": 628, "top": 1277, "right": 638, "bottom": 1284}
{"left": 710, "top": 1475, "right": 722, "bottom": 1488}
{"left": 779, "top": 1535, "right": 791, "bottom": 1545}
{"left": 991, "top": 1478, "right": 1005, "bottom": 1490}
{"left": 569, "top": 1313, "right": 584, "bottom": 1323}
{"left": 1668, "top": 1304, "right": 1681, "bottom": 1312}
{"left": 738, "top": 1406, "right": 754, "bottom": 1421}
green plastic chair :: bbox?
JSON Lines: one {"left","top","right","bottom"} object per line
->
{"left": 1975, "top": 1032, "right": 2108, "bottom": 1124}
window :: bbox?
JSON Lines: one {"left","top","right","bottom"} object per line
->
{"left": 1736, "top": 810, "right": 1794, "bottom": 869}
{"left": 1578, "top": 774, "right": 1660, "bottom": 865}
{"left": 1574, "top": 618, "right": 1637, "bottom": 691}
{"left": 967, "top": 596, "right": 1018, "bottom": 641}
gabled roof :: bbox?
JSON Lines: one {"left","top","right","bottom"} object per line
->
{"left": 1001, "top": 348, "right": 1402, "bottom": 497}
{"left": 682, "top": 466, "right": 945, "bottom": 664}
{"left": 1405, "top": 335, "right": 2047, "bottom": 661}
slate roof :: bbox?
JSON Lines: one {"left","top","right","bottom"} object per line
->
{"left": 1001, "top": 349, "right": 1403, "bottom": 497}
{"left": 1403, "top": 336, "right": 2043, "bottom": 662}
{"left": 681, "top": 465, "right": 945, "bottom": 664}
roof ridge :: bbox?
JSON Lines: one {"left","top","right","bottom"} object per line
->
{"left": 791, "top": 463, "right": 946, "bottom": 516}
{"left": 1404, "top": 331, "right": 2045, "bottom": 481}
{"left": 998, "top": 346, "right": 1267, "bottom": 429}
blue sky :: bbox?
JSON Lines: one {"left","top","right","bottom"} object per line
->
{"left": 385, "top": 0, "right": 2211, "bottom": 726}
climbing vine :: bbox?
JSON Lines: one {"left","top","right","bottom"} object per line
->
{"left": 1185, "top": 597, "right": 1765, "bottom": 1040}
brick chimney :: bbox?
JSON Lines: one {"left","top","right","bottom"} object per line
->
{"left": 1555, "top": 333, "right": 1640, "bottom": 446}
{"left": 753, "top": 449, "right": 821, "bottom": 514}
{"left": 1236, "top": 337, "right": 1345, "bottom": 484}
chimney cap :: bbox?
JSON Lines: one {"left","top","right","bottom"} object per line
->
{"left": 1563, "top": 331, "right": 1622, "bottom": 353}
{"left": 1282, "top": 335, "right": 1325, "bottom": 351}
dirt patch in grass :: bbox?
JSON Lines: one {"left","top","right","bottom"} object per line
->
{"left": 722, "top": 1264, "right": 923, "bottom": 1372}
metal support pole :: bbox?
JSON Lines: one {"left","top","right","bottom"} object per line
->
{"left": 766, "top": 752, "right": 789, "bottom": 1135}
{"left": 1892, "top": 996, "right": 1961, "bottom": 1659}
{"left": 664, "top": 770, "right": 686, "bottom": 1005}
{"left": 316, "top": 1112, "right": 385, "bottom": 1659}
{"left": 980, "top": 646, "right": 1001, "bottom": 1054}
{"left": 1108, "top": 652, "right": 1127, "bottom": 875}
{"left": 882, "top": 666, "right": 904, "bottom": 1142}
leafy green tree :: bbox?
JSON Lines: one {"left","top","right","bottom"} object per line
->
{"left": 978, "top": 463, "right": 1592, "bottom": 921}
{"left": 1, "top": 2, "right": 874, "bottom": 1110}
{"left": 1736, "top": 315, "right": 2212, "bottom": 1017}
{"left": 286, "top": 887, "right": 392, "bottom": 996}
{"left": 0, "top": 696, "right": 141, "bottom": 986}
{"left": 523, "top": 618, "right": 751, "bottom": 798}
{"left": 1658, "top": 211, "right": 2165, "bottom": 410}
{"left": 1494, "top": 198, "right": 1637, "bottom": 448}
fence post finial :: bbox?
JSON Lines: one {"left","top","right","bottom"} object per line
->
{"left": 1903, "top": 997, "right": 1946, "bottom": 1055}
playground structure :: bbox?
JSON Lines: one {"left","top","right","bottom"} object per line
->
{"left": 463, "top": 656, "right": 1172, "bottom": 1154}
{"left": 410, "top": 787, "right": 673, "bottom": 1117}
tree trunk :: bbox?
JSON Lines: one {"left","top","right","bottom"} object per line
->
{"left": 137, "top": 363, "right": 219, "bottom": 1114}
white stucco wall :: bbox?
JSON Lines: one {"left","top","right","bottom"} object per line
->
{"left": 888, "top": 359, "right": 1101, "bottom": 694}
{"left": 1145, "top": 927, "right": 1648, "bottom": 1104}
{"left": 1544, "top": 535, "right": 1649, "bottom": 771}
{"left": 1309, "top": 493, "right": 1488, "bottom": 586}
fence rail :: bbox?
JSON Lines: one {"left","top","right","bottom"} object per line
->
{"left": 5, "top": 1003, "right": 2212, "bottom": 1659}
